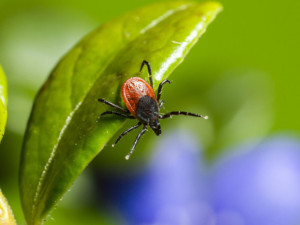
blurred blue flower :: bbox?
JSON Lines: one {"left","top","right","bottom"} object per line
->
{"left": 121, "top": 131, "right": 213, "bottom": 225}
{"left": 97, "top": 132, "right": 300, "bottom": 225}
{"left": 97, "top": 131, "right": 213, "bottom": 225}
{"left": 211, "top": 136, "right": 300, "bottom": 225}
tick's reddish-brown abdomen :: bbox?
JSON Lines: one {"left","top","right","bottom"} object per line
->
{"left": 122, "top": 77, "right": 156, "bottom": 117}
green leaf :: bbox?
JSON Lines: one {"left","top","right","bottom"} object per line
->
{"left": 0, "top": 65, "right": 7, "bottom": 143}
{"left": 19, "top": 1, "right": 222, "bottom": 224}
{"left": 0, "top": 188, "right": 17, "bottom": 225}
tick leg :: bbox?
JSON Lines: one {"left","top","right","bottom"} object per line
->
{"left": 113, "top": 122, "right": 142, "bottom": 147}
{"left": 140, "top": 60, "right": 153, "bottom": 88}
{"left": 125, "top": 124, "right": 148, "bottom": 160}
{"left": 159, "top": 100, "right": 165, "bottom": 108}
{"left": 100, "top": 111, "right": 135, "bottom": 119}
{"left": 98, "top": 98, "right": 128, "bottom": 113}
{"left": 160, "top": 111, "right": 208, "bottom": 119}
{"left": 157, "top": 79, "right": 171, "bottom": 102}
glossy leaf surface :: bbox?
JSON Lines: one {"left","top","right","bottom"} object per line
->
{"left": 19, "top": 2, "right": 222, "bottom": 224}
{"left": 0, "top": 66, "right": 7, "bottom": 143}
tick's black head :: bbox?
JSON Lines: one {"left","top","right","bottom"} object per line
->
{"left": 149, "top": 118, "right": 161, "bottom": 136}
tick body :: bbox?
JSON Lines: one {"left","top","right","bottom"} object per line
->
{"left": 121, "top": 77, "right": 161, "bottom": 135}
{"left": 122, "top": 77, "right": 157, "bottom": 117}
{"left": 98, "top": 60, "right": 207, "bottom": 160}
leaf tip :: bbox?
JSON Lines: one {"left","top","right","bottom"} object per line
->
{"left": 200, "top": 1, "right": 223, "bottom": 17}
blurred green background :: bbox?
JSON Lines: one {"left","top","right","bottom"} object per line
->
{"left": 0, "top": 0, "right": 299, "bottom": 224}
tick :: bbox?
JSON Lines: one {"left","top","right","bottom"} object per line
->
{"left": 98, "top": 60, "right": 208, "bottom": 160}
